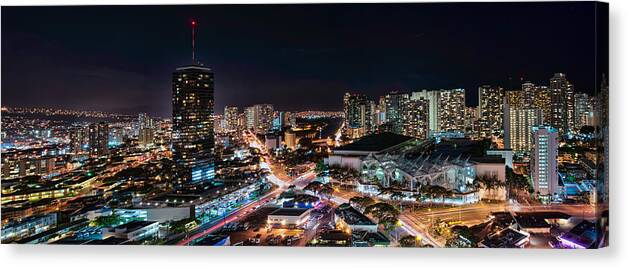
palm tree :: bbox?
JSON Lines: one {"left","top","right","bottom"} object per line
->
{"left": 474, "top": 174, "right": 505, "bottom": 200}
{"left": 505, "top": 166, "right": 533, "bottom": 201}
{"left": 464, "top": 181, "right": 474, "bottom": 192}
{"left": 471, "top": 177, "right": 481, "bottom": 191}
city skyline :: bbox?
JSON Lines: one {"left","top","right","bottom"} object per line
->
{"left": 0, "top": 2, "right": 608, "bottom": 249}
{"left": 1, "top": 2, "right": 607, "bottom": 117}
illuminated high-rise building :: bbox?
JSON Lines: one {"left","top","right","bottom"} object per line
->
{"left": 506, "top": 90, "right": 523, "bottom": 108}
{"left": 531, "top": 126, "right": 559, "bottom": 199}
{"left": 257, "top": 104, "right": 275, "bottom": 134}
{"left": 464, "top": 106, "right": 479, "bottom": 137}
{"left": 88, "top": 122, "right": 109, "bottom": 157}
{"left": 272, "top": 111, "right": 297, "bottom": 131}
{"left": 238, "top": 112, "right": 247, "bottom": 130}
{"left": 109, "top": 127, "right": 124, "bottom": 147}
{"left": 565, "top": 83, "right": 576, "bottom": 132}
{"left": 343, "top": 92, "right": 373, "bottom": 139}
{"left": 511, "top": 82, "right": 551, "bottom": 124}
{"left": 508, "top": 82, "right": 552, "bottom": 122}
{"left": 138, "top": 128, "right": 154, "bottom": 148}
{"left": 224, "top": 106, "right": 239, "bottom": 132}
{"left": 478, "top": 85, "right": 504, "bottom": 138}
{"left": 534, "top": 85, "right": 552, "bottom": 123}
{"left": 272, "top": 111, "right": 284, "bottom": 131}
{"left": 244, "top": 104, "right": 274, "bottom": 134}
{"left": 69, "top": 126, "right": 86, "bottom": 154}
{"left": 285, "top": 112, "right": 297, "bottom": 129}
{"left": 504, "top": 106, "right": 543, "bottom": 154}
{"left": 245, "top": 106, "right": 256, "bottom": 130}
{"left": 369, "top": 101, "right": 380, "bottom": 132}
{"left": 411, "top": 90, "right": 440, "bottom": 134}
{"left": 383, "top": 92, "right": 408, "bottom": 135}
{"left": 402, "top": 98, "right": 429, "bottom": 139}
{"left": 438, "top": 88, "right": 466, "bottom": 132}
{"left": 521, "top": 82, "right": 537, "bottom": 107}
{"left": 258, "top": 104, "right": 274, "bottom": 134}
{"left": 138, "top": 113, "right": 154, "bottom": 148}
{"left": 377, "top": 96, "right": 387, "bottom": 126}
{"left": 214, "top": 115, "right": 226, "bottom": 133}
{"left": 172, "top": 64, "right": 215, "bottom": 183}
{"left": 574, "top": 93, "right": 594, "bottom": 129}
{"left": 549, "top": 73, "right": 575, "bottom": 134}
{"left": 138, "top": 113, "right": 153, "bottom": 129}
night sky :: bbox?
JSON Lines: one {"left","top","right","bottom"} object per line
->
{"left": 1, "top": 2, "right": 606, "bottom": 117}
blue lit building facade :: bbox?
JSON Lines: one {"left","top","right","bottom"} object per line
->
{"left": 531, "top": 126, "right": 559, "bottom": 201}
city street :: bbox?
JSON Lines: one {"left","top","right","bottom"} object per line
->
{"left": 175, "top": 131, "right": 319, "bottom": 245}
{"left": 174, "top": 188, "right": 281, "bottom": 245}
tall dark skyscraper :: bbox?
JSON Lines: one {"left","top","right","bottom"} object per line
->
{"left": 383, "top": 92, "right": 409, "bottom": 135}
{"left": 478, "top": 85, "right": 505, "bottom": 138}
{"left": 138, "top": 113, "right": 155, "bottom": 148}
{"left": 69, "top": 126, "right": 86, "bottom": 154}
{"left": 343, "top": 92, "right": 373, "bottom": 139}
{"left": 244, "top": 104, "right": 274, "bottom": 134}
{"left": 88, "top": 122, "right": 109, "bottom": 157}
{"left": 224, "top": 106, "right": 239, "bottom": 132}
{"left": 172, "top": 65, "right": 215, "bottom": 184}
{"left": 172, "top": 21, "right": 215, "bottom": 184}
{"left": 549, "top": 73, "right": 575, "bottom": 134}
